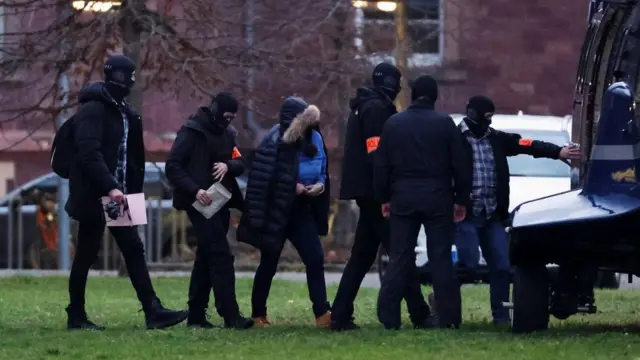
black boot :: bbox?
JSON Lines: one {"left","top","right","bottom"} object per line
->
{"left": 412, "top": 314, "right": 439, "bottom": 329}
{"left": 144, "top": 298, "right": 188, "bottom": 330}
{"left": 224, "top": 313, "right": 254, "bottom": 330}
{"left": 66, "top": 306, "right": 105, "bottom": 331}
{"left": 330, "top": 316, "right": 360, "bottom": 331}
{"left": 187, "top": 308, "right": 216, "bottom": 329}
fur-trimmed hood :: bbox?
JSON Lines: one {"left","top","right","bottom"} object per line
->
{"left": 279, "top": 96, "right": 320, "bottom": 143}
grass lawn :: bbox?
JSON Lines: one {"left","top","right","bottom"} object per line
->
{"left": 0, "top": 277, "right": 640, "bottom": 359}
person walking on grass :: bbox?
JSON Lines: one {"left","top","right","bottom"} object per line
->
{"left": 237, "top": 96, "right": 332, "bottom": 328}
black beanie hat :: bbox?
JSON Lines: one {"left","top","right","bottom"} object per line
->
{"left": 466, "top": 95, "right": 495, "bottom": 120}
{"left": 103, "top": 55, "right": 136, "bottom": 88}
{"left": 410, "top": 75, "right": 438, "bottom": 102}
{"left": 211, "top": 92, "right": 239, "bottom": 114}
{"left": 372, "top": 62, "right": 401, "bottom": 90}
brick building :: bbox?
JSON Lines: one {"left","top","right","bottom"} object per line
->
{"left": 0, "top": 0, "right": 588, "bottom": 193}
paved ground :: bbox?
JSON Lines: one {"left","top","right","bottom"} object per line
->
{"left": 0, "top": 269, "right": 637, "bottom": 289}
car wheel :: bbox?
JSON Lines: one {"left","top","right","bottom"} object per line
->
{"left": 511, "top": 265, "right": 550, "bottom": 334}
{"left": 595, "top": 271, "right": 620, "bottom": 289}
{"left": 377, "top": 246, "right": 388, "bottom": 283}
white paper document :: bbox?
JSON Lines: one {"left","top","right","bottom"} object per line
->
{"left": 192, "top": 182, "right": 232, "bottom": 219}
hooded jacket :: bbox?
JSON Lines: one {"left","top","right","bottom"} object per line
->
{"left": 165, "top": 107, "right": 244, "bottom": 211}
{"left": 340, "top": 87, "right": 396, "bottom": 200}
{"left": 65, "top": 82, "right": 145, "bottom": 221}
{"left": 238, "top": 97, "right": 328, "bottom": 250}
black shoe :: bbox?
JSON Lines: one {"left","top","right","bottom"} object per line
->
{"left": 187, "top": 309, "right": 217, "bottom": 329}
{"left": 144, "top": 298, "right": 188, "bottom": 330}
{"left": 330, "top": 319, "right": 360, "bottom": 331}
{"left": 412, "top": 315, "right": 439, "bottom": 329}
{"left": 224, "top": 314, "right": 254, "bottom": 330}
{"left": 66, "top": 306, "right": 105, "bottom": 331}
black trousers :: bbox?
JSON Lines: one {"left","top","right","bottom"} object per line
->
{"left": 68, "top": 216, "right": 157, "bottom": 312}
{"left": 186, "top": 207, "right": 240, "bottom": 319}
{"left": 377, "top": 210, "right": 461, "bottom": 328}
{"left": 251, "top": 199, "right": 330, "bottom": 318}
{"left": 332, "top": 197, "right": 429, "bottom": 325}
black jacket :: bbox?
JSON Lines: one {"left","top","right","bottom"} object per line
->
{"left": 458, "top": 120, "right": 562, "bottom": 221}
{"left": 374, "top": 101, "right": 472, "bottom": 216}
{"left": 165, "top": 107, "right": 244, "bottom": 211}
{"left": 65, "top": 82, "right": 145, "bottom": 221}
{"left": 237, "top": 98, "right": 328, "bottom": 251}
{"left": 340, "top": 87, "right": 396, "bottom": 200}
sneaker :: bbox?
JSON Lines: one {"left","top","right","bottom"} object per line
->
{"left": 252, "top": 316, "right": 272, "bottom": 328}
{"left": 315, "top": 311, "right": 331, "bottom": 329}
{"left": 144, "top": 298, "right": 189, "bottom": 330}
{"left": 224, "top": 314, "right": 254, "bottom": 330}
{"left": 66, "top": 306, "right": 105, "bottom": 331}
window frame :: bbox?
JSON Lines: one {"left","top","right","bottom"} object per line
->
{"left": 353, "top": 0, "right": 444, "bottom": 67}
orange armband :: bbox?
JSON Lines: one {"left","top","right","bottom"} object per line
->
{"left": 231, "top": 147, "right": 242, "bottom": 159}
{"left": 365, "top": 136, "right": 380, "bottom": 153}
{"left": 518, "top": 138, "right": 533, "bottom": 147}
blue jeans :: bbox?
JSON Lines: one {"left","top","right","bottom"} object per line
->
{"left": 251, "top": 199, "right": 330, "bottom": 318}
{"left": 455, "top": 212, "right": 511, "bottom": 322}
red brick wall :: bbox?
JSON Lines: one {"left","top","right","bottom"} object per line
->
{"left": 437, "top": 0, "right": 588, "bottom": 115}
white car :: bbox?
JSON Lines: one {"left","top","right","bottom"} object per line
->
{"left": 378, "top": 112, "right": 573, "bottom": 283}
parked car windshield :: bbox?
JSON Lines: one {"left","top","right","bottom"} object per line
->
{"left": 507, "top": 129, "right": 571, "bottom": 178}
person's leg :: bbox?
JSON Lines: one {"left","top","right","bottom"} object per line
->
{"left": 478, "top": 216, "right": 511, "bottom": 324}
{"left": 187, "top": 209, "right": 250, "bottom": 328}
{"left": 185, "top": 210, "right": 215, "bottom": 328}
{"left": 377, "top": 213, "right": 422, "bottom": 329}
{"left": 454, "top": 218, "right": 481, "bottom": 271}
{"left": 251, "top": 240, "right": 284, "bottom": 325}
{"left": 188, "top": 209, "right": 230, "bottom": 320}
{"left": 67, "top": 217, "right": 105, "bottom": 330}
{"left": 331, "top": 198, "right": 380, "bottom": 329}
{"left": 110, "top": 226, "right": 187, "bottom": 329}
{"left": 424, "top": 212, "right": 461, "bottom": 328}
{"left": 288, "top": 209, "right": 331, "bottom": 326}
{"left": 212, "top": 208, "right": 231, "bottom": 317}
{"left": 375, "top": 204, "right": 430, "bottom": 326}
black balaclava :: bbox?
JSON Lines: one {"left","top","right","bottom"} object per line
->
{"left": 410, "top": 75, "right": 438, "bottom": 104}
{"left": 372, "top": 62, "right": 402, "bottom": 101}
{"left": 209, "top": 92, "right": 238, "bottom": 128}
{"left": 103, "top": 55, "right": 136, "bottom": 103}
{"left": 464, "top": 95, "right": 495, "bottom": 137}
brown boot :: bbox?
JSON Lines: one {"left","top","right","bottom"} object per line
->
{"left": 252, "top": 316, "right": 272, "bottom": 328}
{"left": 316, "top": 311, "right": 331, "bottom": 329}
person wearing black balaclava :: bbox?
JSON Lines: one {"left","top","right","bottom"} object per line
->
{"left": 65, "top": 55, "right": 188, "bottom": 330}
{"left": 426, "top": 95, "right": 580, "bottom": 326}
{"left": 331, "top": 64, "right": 432, "bottom": 331}
{"left": 166, "top": 92, "right": 254, "bottom": 330}
{"left": 374, "top": 75, "right": 472, "bottom": 330}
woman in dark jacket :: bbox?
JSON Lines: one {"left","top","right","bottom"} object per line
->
{"left": 237, "top": 96, "right": 331, "bottom": 328}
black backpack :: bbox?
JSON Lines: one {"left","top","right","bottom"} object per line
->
{"left": 50, "top": 115, "right": 76, "bottom": 179}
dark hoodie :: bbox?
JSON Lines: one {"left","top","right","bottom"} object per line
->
{"left": 165, "top": 106, "right": 244, "bottom": 211}
{"left": 339, "top": 87, "right": 397, "bottom": 200}
{"left": 65, "top": 82, "right": 145, "bottom": 221}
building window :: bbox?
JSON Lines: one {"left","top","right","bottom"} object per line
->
{"left": 353, "top": 0, "right": 443, "bottom": 67}
{"left": 71, "top": 1, "right": 122, "bottom": 12}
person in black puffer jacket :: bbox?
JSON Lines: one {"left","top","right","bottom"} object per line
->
{"left": 237, "top": 96, "right": 332, "bottom": 328}
{"left": 165, "top": 92, "right": 253, "bottom": 330}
